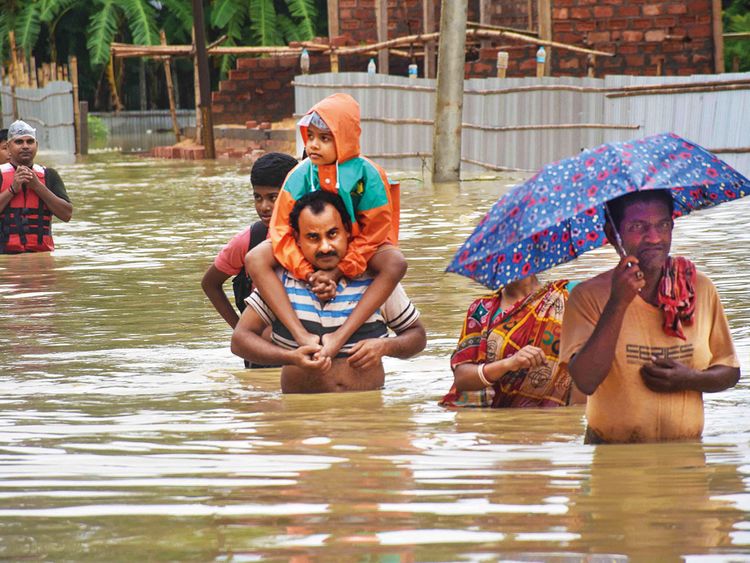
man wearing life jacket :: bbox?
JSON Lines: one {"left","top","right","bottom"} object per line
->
{"left": 0, "top": 120, "right": 73, "bottom": 254}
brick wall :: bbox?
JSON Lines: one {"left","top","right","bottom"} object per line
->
{"left": 212, "top": 0, "right": 717, "bottom": 125}
{"left": 467, "top": 0, "right": 715, "bottom": 78}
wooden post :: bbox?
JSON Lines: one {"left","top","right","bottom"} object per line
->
{"left": 138, "top": 59, "right": 147, "bottom": 110}
{"left": 375, "top": 0, "right": 389, "bottom": 74}
{"left": 161, "top": 30, "right": 182, "bottom": 142}
{"left": 712, "top": 0, "right": 725, "bottom": 73}
{"left": 106, "top": 56, "right": 124, "bottom": 111}
{"left": 8, "top": 31, "right": 19, "bottom": 119}
{"left": 192, "top": 30, "right": 202, "bottom": 144}
{"left": 537, "top": 0, "right": 552, "bottom": 76}
{"left": 497, "top": 51, "right": 509, "bottom": 78}
{"left": 537, "top": 45, "right": 549, "bottom": 78}
{"left": 79, "top": 101, "right": 89, "bottom": 155}
{"left": 423, "top": 0, "right": 436, "bottom": 78}
{"left": 432, "top": 0, "right": 467, "bottom": 184}
{"left": 327, "top": 0, "right": 340, "bottom": 73}
{"left": 479, "top": 0, "right": 491, "bottom": 50}
{"left": 192, "top": 0, "right": 215, "bottom": 158}
{"left": 587, "top": 54, "right": 596, "bottom": 77}
{"left": 30, "top": 56, "right": 38, "bottom": 88}
{"left": 70, "top": 56, "right": 81, "bottom": 154}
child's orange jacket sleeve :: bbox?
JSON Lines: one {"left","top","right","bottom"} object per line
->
{"left": 336, "top": 161, "right": 399, "bottom": 279}
{"left": 269, "top": 188, "right": 315, "bottom": 281}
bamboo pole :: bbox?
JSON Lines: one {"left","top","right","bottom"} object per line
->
{"left": 192, "top": 30, "right": 202, "bottom": 144}
{"left": 375, "top": 0, "right": 389, "bottom": 74}
{"left": 478, "top": 1, "right": 492, "bottom": 50}
{"left": 327, "top": 0, "right": 340, "bottom": 73}
{"left": 70, "top": 56, "right": 81, "bottom": 154}
{"left": 712, "top": 0, "right": 725, "bottom": 73}
{"left": 160, "top": 31, "right": 182, "bottom": 142}
{"left": 192, "top": 0, "right": 215, "bottom": 158}
{"left": 20, "top": 50, "right": 29, "bottom": 87}
{"left": 423, "top": 0, "right": 436, "bottom": 78}
{"left": 537, "top": 0, "right": 552, "bottom": 76}
{"left": 467, "top": 21, "right": 538, "bottom": 36}
{"left": 111, "top": 28, "right": 611, "bottom": 61}
{"left": 30, "top": 56, "right": 38, "bottom": 88}
{"left": 8, "top": 31, "right": 19, "bottom": 119}
{"left": 106, "top": 55, "right": 124, "bottom": 111}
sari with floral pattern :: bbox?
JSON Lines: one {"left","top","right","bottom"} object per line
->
{"left": 440, "top": 280, "right": 573, "bottom": 408}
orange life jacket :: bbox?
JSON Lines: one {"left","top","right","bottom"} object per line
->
{"left": 0, "top": 162, "right": 54, "bottom": 253}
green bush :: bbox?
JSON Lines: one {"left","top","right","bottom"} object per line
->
{"left": 88, "top": 115, "right": 108, "bottom": 141}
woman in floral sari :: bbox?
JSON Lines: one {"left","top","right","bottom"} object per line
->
{"left": 440, "top": 275, "right": 585, "bottom": 408}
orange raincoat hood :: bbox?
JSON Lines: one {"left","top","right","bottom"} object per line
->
{"left": 299, "top": 93, "right": 361, "bottom": 164}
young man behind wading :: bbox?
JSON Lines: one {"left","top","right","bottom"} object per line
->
{"left": 233, "top": 190, "right": 425, "bottom": 393}
{"left": 0, "top": 129, "right": 9, "bottom": 165}
{"left": 246, "top": 93, "right": 406, "bottom": 362}
{"left": 202, "top": 152, "right": 298, "bottom": 368}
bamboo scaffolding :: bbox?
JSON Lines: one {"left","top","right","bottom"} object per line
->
{"left": 467, "top": 20, "right": 538, "bottom": 37}
{"left": 111, "top": 26, "right": 613, "bottom": 62}
{"left": 606, "top": 78, "right": 750, "bottom": 98}
{"left": 160, "top": 30, "right": 182, "bottom": 142}
{"left": 70, "top": 56, "right": 81, "bottom": 154}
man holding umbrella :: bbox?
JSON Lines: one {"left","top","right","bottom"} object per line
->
{"left": 560, "top": 189, "right": 740, "bottom": 444}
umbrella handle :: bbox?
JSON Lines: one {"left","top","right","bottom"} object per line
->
{"left": 603, "top": 204, "right": 627, "bottom": 259}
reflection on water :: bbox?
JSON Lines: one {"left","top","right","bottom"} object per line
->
{"left": 0, "top": 154, "right": 748, "bottom": 560}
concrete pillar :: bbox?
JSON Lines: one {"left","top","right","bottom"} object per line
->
{"left": 431, "top": 0, "right": 467, "bottom": 184}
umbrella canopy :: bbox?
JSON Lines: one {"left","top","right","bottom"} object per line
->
{"left": 447, "top": 133, "right": 750, "bottom": 289}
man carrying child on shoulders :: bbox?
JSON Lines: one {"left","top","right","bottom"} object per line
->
{"left": 232, "top": 190, "right": 426, "bottom": 393}
{"left": 246, "top": 93, "right": 407, "bottom": 362}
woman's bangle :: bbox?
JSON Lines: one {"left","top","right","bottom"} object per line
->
{"left": 8, "top": 186, "right": 16, "bottom": 196}
{"left": 477, "top": 363, "right": 492, "bottom": 387}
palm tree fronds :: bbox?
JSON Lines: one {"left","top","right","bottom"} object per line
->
{"left": 87, "top": 0, "right": 121, "bottom": 67}
{"left": 277, "top": 14, "right": 302, "bottom": 44}
{"left": 15, "top": 2, "right": 42, "bottom": 52}
{"left": 121, "top": 0, "right": 159, "bottom": 45}
{"left": 210, "top": 0, "right": 246, "bottom": 29}
{"left": 284, "top": 0, "right": 317, "bottom": 41}
{"left": 39, "top": 0, "right": 79, "bottom": 23}
{"left": 249, "top": 0, "right": 283, "bottom": 46}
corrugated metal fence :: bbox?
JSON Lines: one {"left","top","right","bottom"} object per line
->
{"left": 0, "top": 81, "right": 75, "bottom": 154}
{"left": 294, "top": 72, "right": 750, "bottom": 177}
{"left": 90, "top": 110, "right": 196, "bottom": 137}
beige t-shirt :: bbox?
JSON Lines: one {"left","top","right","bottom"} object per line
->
{"left": 559, "top": 269, "right": 739, "bottom": 443}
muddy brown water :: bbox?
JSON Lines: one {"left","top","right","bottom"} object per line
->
{"left": 1, "top": 153, "right": 748, "bottom": 560}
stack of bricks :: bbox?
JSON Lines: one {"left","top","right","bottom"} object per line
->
{"left": 209, "top": 0, "right": 716, "bottom": 134}
{"left": 552, "top": 0, "right": 713, "bottom": 76}
{"left": 465, "top": 0, "right": 714, "bottom": 78}
{"left": 211, "top": 55, "right": 305, "bottom": 126}
{"left": 152, "top": 145, "right": 205, "bottom": 160}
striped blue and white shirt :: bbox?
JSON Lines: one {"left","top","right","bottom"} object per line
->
{"left": 245, "top": 269, "right": 420, "bottom": 356}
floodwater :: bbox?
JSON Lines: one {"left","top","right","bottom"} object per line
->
{"left": 1, "top": 153, "right": 749, "bottom": 561}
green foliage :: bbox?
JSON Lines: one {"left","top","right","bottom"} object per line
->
{"left": 724, "top": 9, "right": 750, "bottom": 72}
{"left": 248, "top": 0, "right": 284, "bottom": 46}
{"left": 87, "top": 0, "right": 121, "bottom": 68}
{"left": 284, "top": 0, "right": 317, "bottom": 41}
{"left": 87, "top": 114, "right": 109, "bottom": 141}
{"left": 15, "top": 2, "right": 42, "bottom": 49}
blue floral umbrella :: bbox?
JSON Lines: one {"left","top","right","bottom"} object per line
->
{"left": 447, "top": 133, "right": 750, "bottom": 289}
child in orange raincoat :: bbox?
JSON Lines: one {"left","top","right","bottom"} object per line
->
{"left": 246, "top": 93, "right": 406, "bottom": 361}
